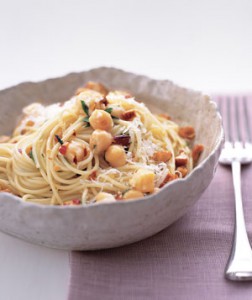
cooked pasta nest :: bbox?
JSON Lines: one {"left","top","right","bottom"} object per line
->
{"left": 0, "top": 82, "right": 203, "bottom": 205}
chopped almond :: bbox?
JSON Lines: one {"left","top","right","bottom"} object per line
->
{"left": 91, "top": 98, "right": 108, "bottom": 111}
{"left": 160, "top": 173, "right": 178, "bottom": 188}
{"left": 0, "top": 135, "right": 10, "bottom": 143}
{"left": 176, "top": 166, "right": 188, "bottom": 178}
{"left": 85, "top": 82, "right": 109, "bottom": 95}
{"left": 121, "top": 110, "right": 136, "bottom": 121}
{"left": 192, "top": 144, "right": 204, "bottom": 166}
{"left": 175, "top": 151, "right": 188, "bottom": 167}
{"left": 75, "top": 87, "right": 87, "bottom": 95}
{"left": 153, "top": 151, "right": 172, "bottom": 162}
{"left": 158, "top": 113, "right": 171, "bottom": 120}
{"left": 0, "top": 182, "right": 14, "bottom": 194}
{"left": 0, "top": 188, "right": 12, "bottom": 194}
{"left": 26, "top": 120, "right": 35, "bottom": 126}
{"left": 54, "top": 165, "right": 61, "bottom": 172}
{"left": 178, "top": 126, "right": 195, "bottom": 140}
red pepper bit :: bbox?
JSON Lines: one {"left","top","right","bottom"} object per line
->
{"left": 88, "top": 171, "right": 97, "bottom": 180}
{"left": 72, "top": 199, "right": 81, "bottom": 205}
{"left": 83, "top": 147, "right": 88, "bottom": 157}
{"left": 63, "top": 199, "right": 81, "bottom": 206}
{"left": 59, "top": 143, "right": 68, "bottom": 155}
{"left": 115, "top": 192, "right": 123, "bottom": 200}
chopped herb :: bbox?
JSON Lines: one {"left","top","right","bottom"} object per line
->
{"left": 55, "top": 135, "right": 63, "bottom": 145}
{"left": 83, "top": 116, "right": 90, "bottom": 123}
{"left": 29, "top": 150, "right": 35, "bottom": 162}
{"left": 104, "top": 107, "right": 118, "bottom": 119}
{"left": 41, "top": 153, "right": 45, "bottom": 158}
{"left": 81, "top": 100, "right": 89, "bottom": 116}
{"left": 105, "top": 107, "right": 113, "bottom": 114}
{"left": 83, "top": 116, "right": 90, "bottom": 127}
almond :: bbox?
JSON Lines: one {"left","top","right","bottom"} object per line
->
{"left": 176, "top": 166, "right": 188, "bottom": 178}
{"left": 178, "top": 126, "right": 195, "bottom": 140}
{"left": 175, "top": 151, "right": 188, "bottom": 167}
{"left": 153, "top": 151, "right": 172, "bottom": 162}
{"left": 121, "top": 110, "right": 136, "bottom": 121}
{"left": 192, "top": 144, "right": 204, "bottom": 165}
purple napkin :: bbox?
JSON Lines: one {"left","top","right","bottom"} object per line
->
{"left": 68, "top": 97, "right": 252, "bottom": 300}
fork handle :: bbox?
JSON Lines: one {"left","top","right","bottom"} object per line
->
{"left": 225, "top": 160, "right": 252, "bottom": 280}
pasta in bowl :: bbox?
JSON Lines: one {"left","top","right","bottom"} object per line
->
{"left": 0, "top": 67, "right": 223, "bottom": 250}
{"left": 0, "top": 82, "right": 203, "bottom": 206}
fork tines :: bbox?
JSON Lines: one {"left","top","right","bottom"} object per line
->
{"left": 216, "top": 96, "right": 251, "bottom": 145}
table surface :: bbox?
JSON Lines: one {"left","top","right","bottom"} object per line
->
{"left": 0, "top": 0, "right": 251, "bottom": 299}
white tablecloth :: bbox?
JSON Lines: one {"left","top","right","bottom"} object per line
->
{"left": 0, "top": 0, "right": 251, "bottom": 299}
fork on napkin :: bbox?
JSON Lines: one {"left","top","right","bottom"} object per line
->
{"left": 218, "top": 96, "right": 252, "bottom": 281}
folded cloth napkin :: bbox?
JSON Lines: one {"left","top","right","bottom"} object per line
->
{"left": 68, "top": 97, "right": 252, "bottom": 300}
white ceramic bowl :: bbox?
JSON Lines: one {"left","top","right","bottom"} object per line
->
{"left": 0, "top": 67, "right": 223, "bottom": 250}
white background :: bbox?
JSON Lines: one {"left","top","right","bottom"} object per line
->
{"left": 0, "top": 0, "right": 252, "bottom": 299}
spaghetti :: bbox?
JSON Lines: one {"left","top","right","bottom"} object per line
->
{"left": 0, "top": 82, "right": 203, "bottom": 205}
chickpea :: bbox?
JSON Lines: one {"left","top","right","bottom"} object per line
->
{"left": 89, "top": 109, "right": 113, "bottom": 131}
{"left": 131, "top": 169, "right": 155, "bottom": 193}
{"left": 90, "top": 130, "right": 113, "bottom": 154}
{"left": 65, "top": 141, "right": 87, "bottom": 163}
{"left": 95, "top": 192, "right": 116, "bottom": 204}
{"left": 123, "top": 190, "right": 144, "bottom": 200}
{"left": 105, "top": 145, "right": 127, "bottom": 168}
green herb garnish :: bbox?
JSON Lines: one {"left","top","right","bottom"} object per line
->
{"left": 105, "top": 107, "right": 113, "bottom": 114}
{"left": 81, "top": 100, "right": 89, "bottom": 116}
{"left": 29, "top": 150, "right": 35, "bottom": 162}
{"left": 83, "top": 116, "right": 90, "bottom": 127}
{"left": 104, "top": 107, "right": 119, "bottom": 120}
{"left": 81, "top": 100, "right": 91, "bottom": 127}
{"left": 55, "top": 134, "right": 64, "bottom": 145}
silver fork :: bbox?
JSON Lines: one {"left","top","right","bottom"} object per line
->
{"left": 219, "top": 96, "right": 252, "bottom": 281}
